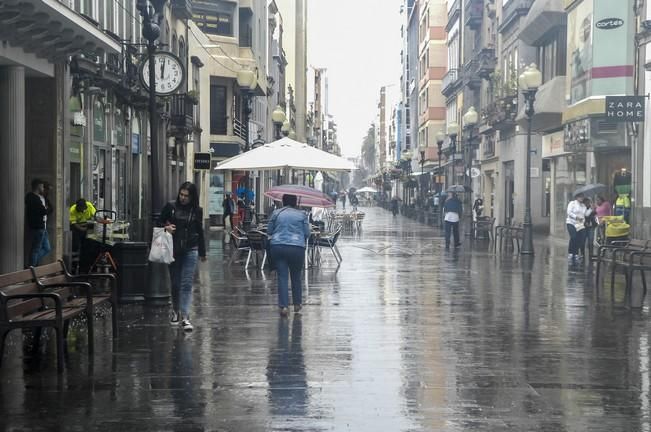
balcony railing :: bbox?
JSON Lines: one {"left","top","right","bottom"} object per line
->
{"left": 481, "top": 95, "right": 518, "bottom": 131}
{"left": 233, "top": 117, "right": 247, "bottom": 142}
{"left": 170, "top": 94, "right": 195, "bottom": 137}
{"left": 442, "top": 68, "right": 460, "bottom": 96}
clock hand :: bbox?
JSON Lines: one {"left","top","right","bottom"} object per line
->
{"left": 160, "top": 58, "right": 165, "bottom": 80}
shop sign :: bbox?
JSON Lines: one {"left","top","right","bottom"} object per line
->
{"left": 605, "top": 96, "right": 645, "bottom": 122}
{"left": 542, "top": 131, "right": 568, "bottom": 158}
{"left": 194, "top": 152, "right": 211, "bottom": 170}
{"left": 596, "top": 18, "right": 624, "bottom": 30}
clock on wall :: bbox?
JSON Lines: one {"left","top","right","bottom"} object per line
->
{"left": 139, "top": 51, "right": 185, "bottom": 95}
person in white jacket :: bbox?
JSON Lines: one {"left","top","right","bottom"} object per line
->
{"left": 566, "top": 193, "right": 587, "bottom": 262}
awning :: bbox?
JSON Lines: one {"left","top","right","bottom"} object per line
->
{"left": 516, "top": 76, "right": 566, "bottom": 132}
{"left": 0, "top": 0, "right": 120, "bottom": 64}
{"left": 518, "top": 0, "right": 566, "bottom": 46}
{"left": 215, "top": 137, "right": 355, "bottom": 172}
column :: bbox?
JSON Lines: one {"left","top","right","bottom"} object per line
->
{"left": 0, "top": 66, "right": 25, "bottom": 273}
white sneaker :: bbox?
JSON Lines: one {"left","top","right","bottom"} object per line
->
{"left": 181, "top": 319, "right": 194, "bottom": 332}
{"left": 170, "top": 311, "right": 180, "bottom": 326}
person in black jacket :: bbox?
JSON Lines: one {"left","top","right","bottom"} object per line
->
{"left": 25, "top": 178, "right": 52, "bottom": 267}
{"left": 159, "top": 182, "right": 207, "bottom": 332}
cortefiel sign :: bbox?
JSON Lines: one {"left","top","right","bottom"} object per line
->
{"left": 605, "top": 96, "right": 645, "bottom": 122}
{"left": 193, "top": 152, "right": 212, "bottom": 170}
{"left": 596, "top": 18, "right": 624, "bottom": 30}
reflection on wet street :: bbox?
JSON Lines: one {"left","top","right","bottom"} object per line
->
{"left": 2, "top": 207, "right": 651, "bottom": 431}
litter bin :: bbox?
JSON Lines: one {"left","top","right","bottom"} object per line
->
{"left": 112, "top": 242, "right": 148, "bottom": 303}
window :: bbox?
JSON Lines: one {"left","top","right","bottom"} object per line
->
{"left": 537, "top": 31, "right": 567, "bottom": 82}
{"left": 210, "top": 85, "right": 227, "bottom": 135}
{"left": 194, "top": 11, "right": 234, "bottom": 37}
{"left": 239, "top": 11, "right": 253, "bottom": 47}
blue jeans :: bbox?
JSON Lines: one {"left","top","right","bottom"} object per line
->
{"left": 29, "top": 228, "right": 51, "bottom": 267}
{"left": 168, "top": 249, "right": 199, "bottom": 318}
{"left": 271, "top": 245, "right": 304, "bottom": 308}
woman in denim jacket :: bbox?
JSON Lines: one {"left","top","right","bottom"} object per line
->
{"left": 267, "top": 194, "right": 311, "bottom": 317}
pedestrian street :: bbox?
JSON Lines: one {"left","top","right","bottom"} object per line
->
{"left": 1, "top": 207, "right": 650, "bottom": 432}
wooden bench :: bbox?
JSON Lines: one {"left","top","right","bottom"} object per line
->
{"left": 0, "top": 267, "right": 94, "bottom": 373}
{"left": 32, "top": 261, "right": 118, "bottom": 339}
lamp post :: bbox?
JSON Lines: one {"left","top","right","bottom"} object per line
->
{"left": 518, "top": 63, "right": 542, "bottom": 256}
{"left": 136, "top": 0, "right": 166, "bottom": 221}
{"left": 462, "top": 107, "right": 478, "bottom": 237}
{"left": 281, "top": 120, "right": 290, "bottom": 137}
{"left": 436, "top": 130, "right": 445, "bottom": 193}
{"left": 419, "top": 142, "right": 427, "bottom": 204}
{"left": 236, "top": 68, "right": 257, "bottom": 151}
{"left": 271, "top": 105, "right": 286, "bottom": 140}
{"left": 447, "top": 122, "right": 459, "bottom": 194}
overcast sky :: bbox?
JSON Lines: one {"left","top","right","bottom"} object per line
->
{"left": 308, "top": 0, "right": 403, "bottom": 158}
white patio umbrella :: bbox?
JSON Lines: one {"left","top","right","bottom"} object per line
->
{"left": 357, "top": 186, "right": 378, "bottom": 194}
{"left": 214, "top": 137, "right": 355, "bottom": 172}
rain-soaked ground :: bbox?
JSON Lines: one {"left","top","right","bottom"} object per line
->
{"left": 1, "top": 207, "right": 651, "bottom": 431}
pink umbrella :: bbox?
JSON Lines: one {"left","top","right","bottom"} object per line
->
{"left": 265, "top": 185, "right": 335, "bottom": 208}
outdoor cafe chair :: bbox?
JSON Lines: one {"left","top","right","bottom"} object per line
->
{"left": 245, "top": 230, "right": 268, "bottom": 269}
{"left": 228, "top": 231, "right": 250, "bottom": 265}
{"left": 316, "top": 224, "right": 343, "bottom": 264}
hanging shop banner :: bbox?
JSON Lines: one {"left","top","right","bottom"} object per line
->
{"left": 605, "top": 96, "right": 645, "bottom": 122}
{"left": 194, "top": 152, "right": 211, "bottom": 170}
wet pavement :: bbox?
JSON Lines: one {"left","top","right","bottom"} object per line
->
{"left": 2, "top": 207, "right": 651, "bottom": 431}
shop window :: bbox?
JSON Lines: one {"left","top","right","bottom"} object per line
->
{"left": 210, "top": 85, "right": 227, "bottom": 135}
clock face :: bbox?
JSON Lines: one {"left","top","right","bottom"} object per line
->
{"left": 140, "top": 52, "right": 184, "bottom": 95}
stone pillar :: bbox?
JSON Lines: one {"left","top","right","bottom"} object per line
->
{"left": 0, "top": 66, "right": 25, "bottom": 273}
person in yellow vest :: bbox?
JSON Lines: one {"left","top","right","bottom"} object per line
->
{"left": 69, "top": 198, "right": 97, "bottom": 253}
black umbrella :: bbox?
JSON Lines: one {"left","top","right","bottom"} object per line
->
{"left": 573, "top": 183, "right": 607, "bottom": 197}
{"left": 445, "top": 184, "right": 472, "bottom": 193}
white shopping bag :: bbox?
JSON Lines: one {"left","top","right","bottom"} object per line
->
{"left": 148, "top": 227, "right": 175, "bottom": 264}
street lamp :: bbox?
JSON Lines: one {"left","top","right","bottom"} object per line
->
{"left": 518, "top": 63, "right": 542, "bottom": 255}
{"left": 446, "top": 122, "right": 459, "bottom": 193}
{"left": 462, "top": 106, "right": 478, "bottom": 237}
{"left": 436, "top": 129, "right": 445, "bottom": 193}
{"left": 236, "top": 68, "right": 257, "bottom": 151}
{"left": 271, "top": 105, "right": 286, "bottom": 140}
{"left": 281, "top": 120, "right": 290, "bottom": 137}
{"left": 419, "top": 142, "right": 427, "bottom": 206}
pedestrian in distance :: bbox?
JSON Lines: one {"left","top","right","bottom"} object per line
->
{"left": 267, "top": 194, "right": 311, "bottom": 317}
{"left": 222, "top": 193, "right": 235, "bottom": 230}
{"left": 443, "top": 191, "right": 462, "bottom": 250}
{"left": 25, "top": 178, "right": 52, "bottom": 267}
{"left": 159, "top": 182, "right": 207, "bottom": 332}
{"left": 566, "top": 192, "right": 587, "bottom": 263}
{"left": 341, "top": 192, "right": 347, "bottom": 210}
{"left": 581, "top": 198, "right": 598, "bottom": 260}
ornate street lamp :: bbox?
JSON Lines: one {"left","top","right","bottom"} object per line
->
{"left": 419, "top": 142, "right": 427, "bottom": 205}
{"left": 446, "top": 121, "right": 459, "bottom": 194}
{"left": 237, "top": 68, "right": 257, "bottom": 151}
{"left": 463, "top": 106, "right": 478, "bottom": 237}
{"left": 518, "top": 63, "right": 542, "bottom": 256}
{"left": 281, "top": 120, "right": 290, "bottom": 137}
{"left": 436, "top": 129, "right": 445, "bottom": 193}
{"left": 271, "top": 105, "right": 286, "bottom": 140}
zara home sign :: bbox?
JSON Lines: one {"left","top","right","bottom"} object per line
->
{"left": 605, "top": 96, "right": 645, "bottom": 122}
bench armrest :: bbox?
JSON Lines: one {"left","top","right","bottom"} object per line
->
{"left": 38, "top": 282, "right": 94, "bottom": 316}
{"left": 1, "top": 292, "right": 64, "bottom": 323}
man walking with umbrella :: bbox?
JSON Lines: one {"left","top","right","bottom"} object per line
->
{"left": 443, "top": 191, "right": 463, "bottom": 249}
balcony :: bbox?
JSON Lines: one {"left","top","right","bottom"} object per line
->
{"left": 475, "top": 47, "right": 496, "bottom": 79}
{"left": 446, "top": 0, "right": 461, "bottom": 32}
{"left": 518, "top": 0, "right": 566, "bottom": 45}
{"left": 170, "top": 94, "right": 195, "bottom": 138}
{"left": 171, "top": 0, "right": 192, "bottom": 19}
{"left": 463, "top": 59, "right": 481, "bottom": 90}
{"left": 442, "top": 68, "right": 460, "bottom": 97}
{"left": 500, "top": 0, "right": 535, "bottom": 33}
{"left": 464, "top": 0, "right": 483, "bottom": 30}
{"left": 481, "top": 95, "right": 518, "bottom": 131}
